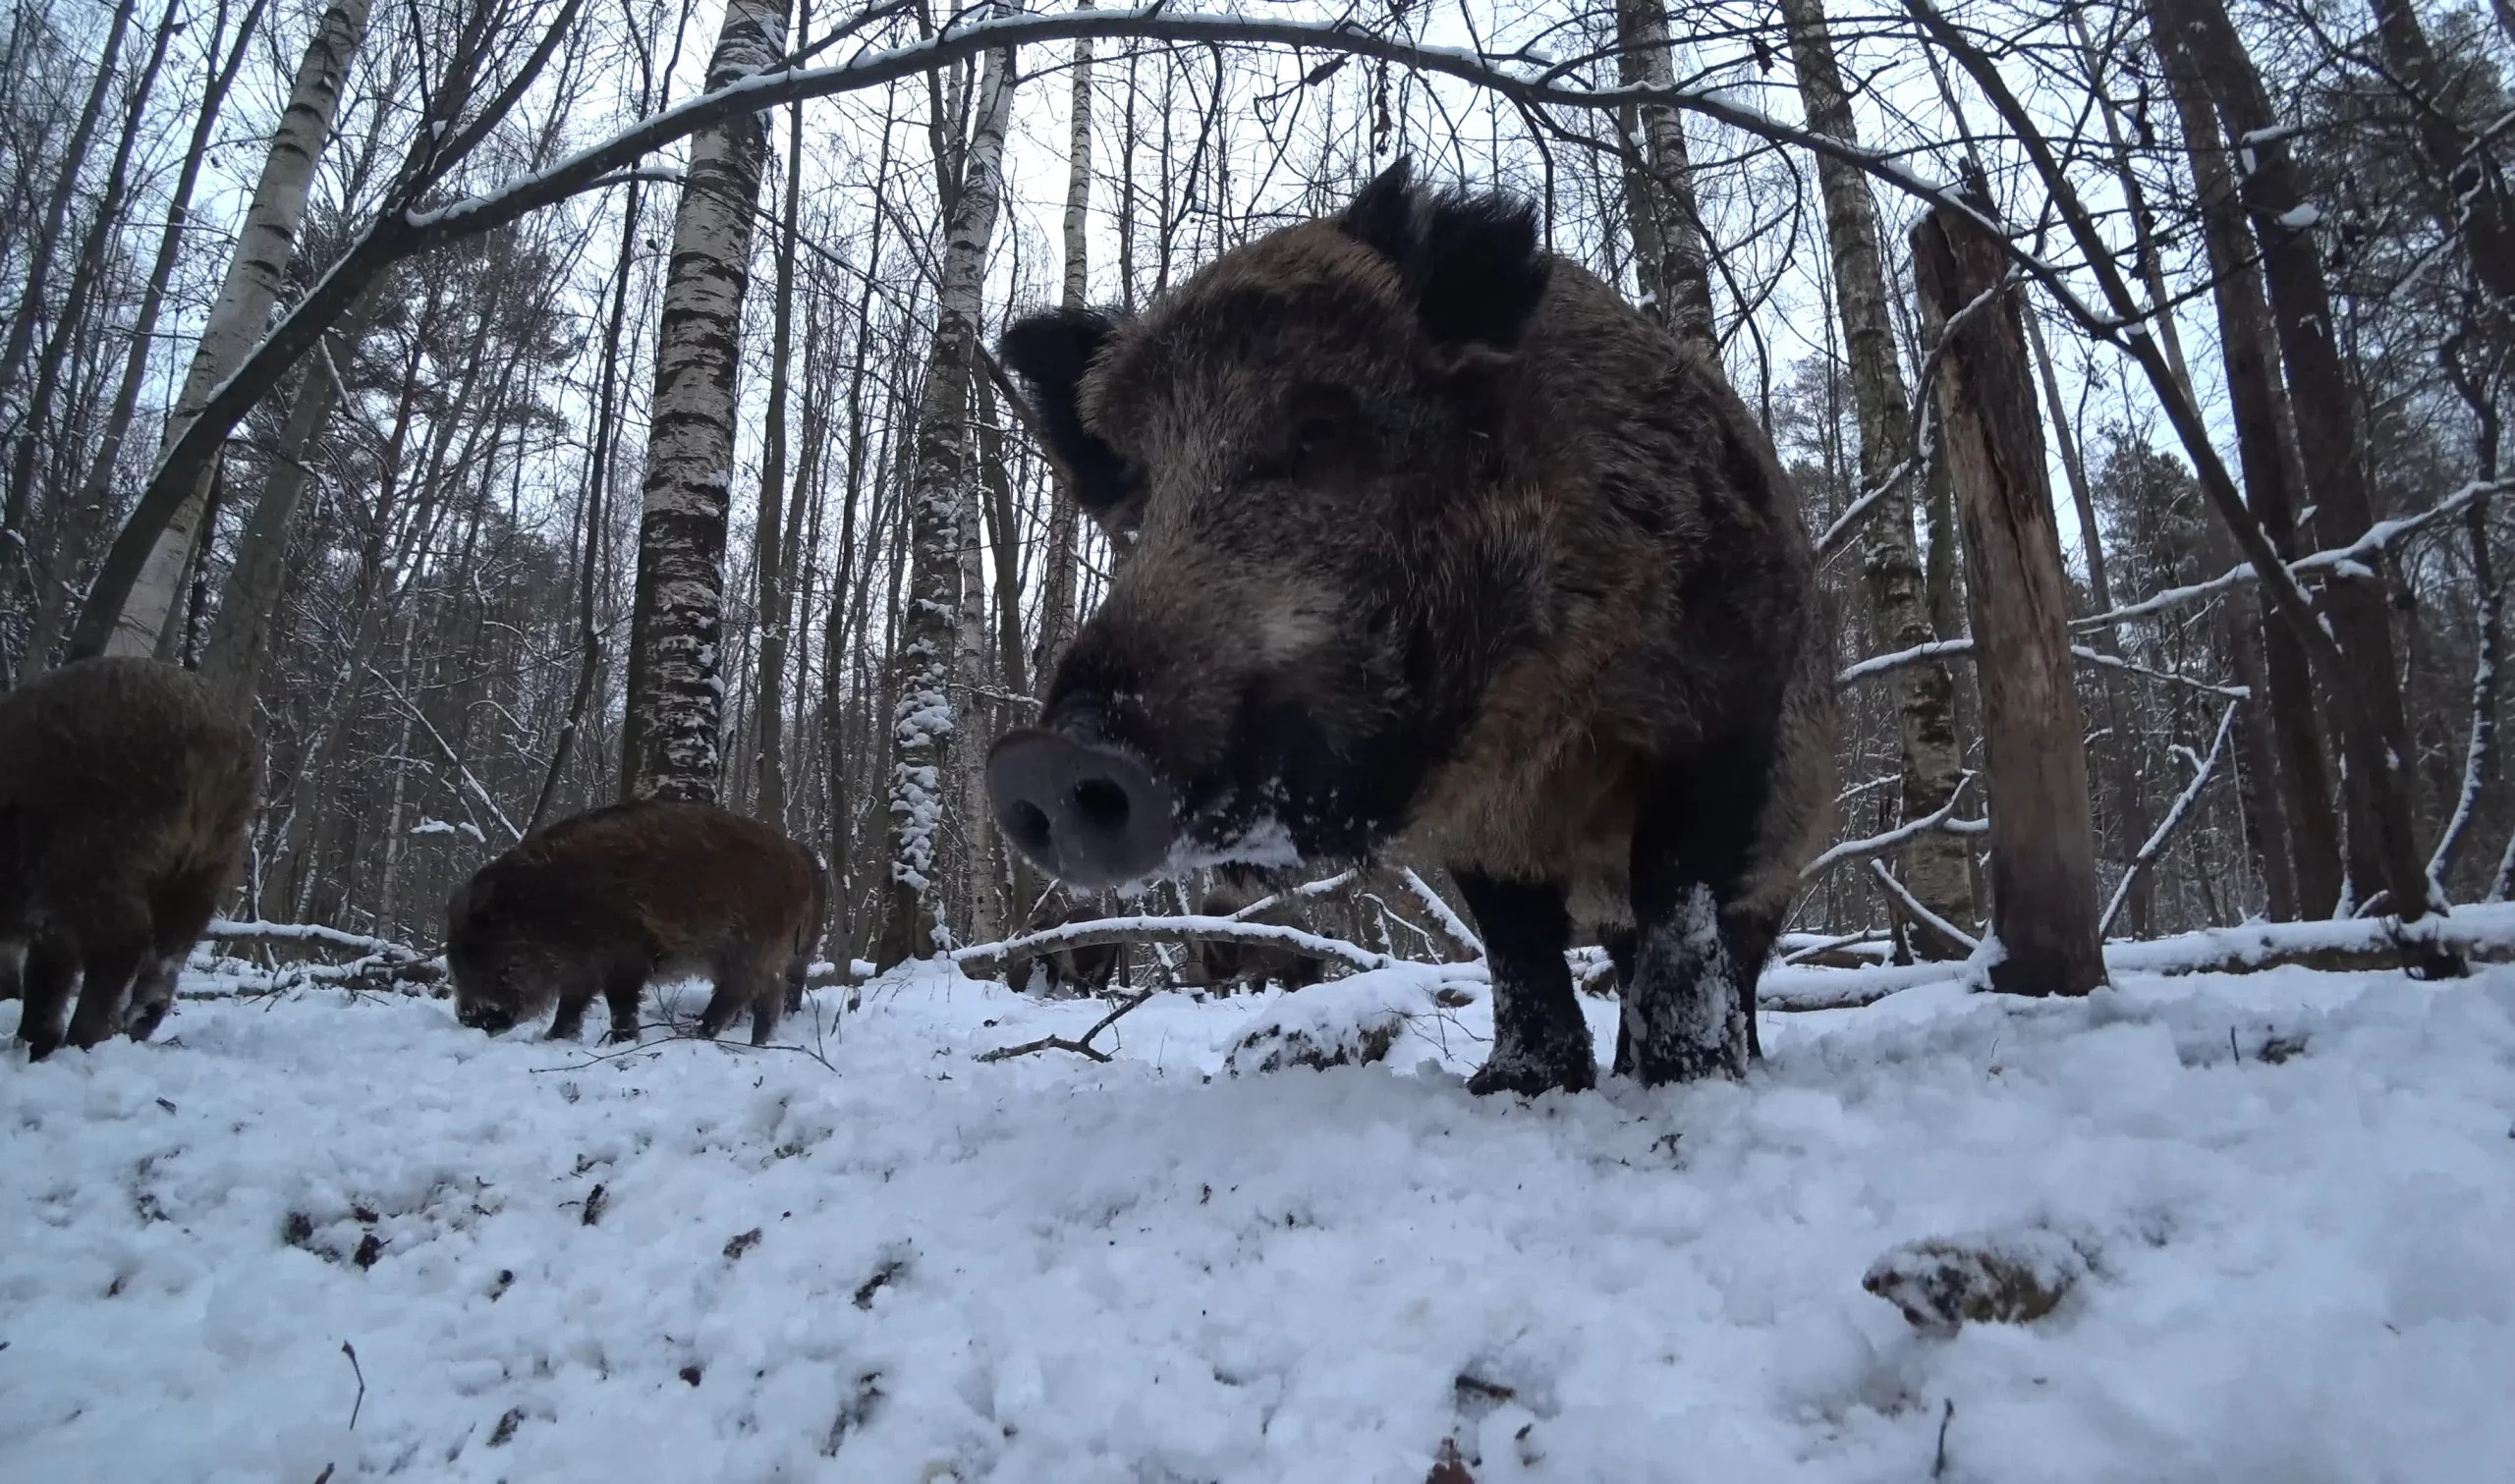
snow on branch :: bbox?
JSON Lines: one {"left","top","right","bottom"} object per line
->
{"left": 1802, "top": 773, "right": 1982, "bottom": 879}
{"left": 1399, "top": 868, "right": 1483, "bottom": 957}
{"left": 2073, "top": 473, "right": 2503, "bottom": 632}
{"left": 951, "top": 912, "right": 1403, "bottom": 977}
{"left": 1814, "top": 281, "right": 2005, "bottom": 563}
{"left": 1838, "top": 636, "right": 2247, "bottom": 698}
{"left": 2098, "top": 702, "right": 2239, "bottom": 936}
{"left": 1219, "top": 868, "right": 1360, "bottom": 922}
{"left": 1869, "top": 858, "right": 1982, "bottom": 953}
{"left": 206, "top": 918, "right": 434, "bottom": 961}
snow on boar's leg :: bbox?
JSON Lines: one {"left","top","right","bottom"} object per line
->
{"left": 0, "top": 657, "right": 256, "bottom": 1060}
{"left": 445, "top": 800, "right": 821, "bottom": 1047}
{"left": 993, "top": 159, "right": 1835, "bottom": 1094}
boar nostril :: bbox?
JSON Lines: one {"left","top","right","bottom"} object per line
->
{"left": 1073, "top": 777, "right": 1129, "bottom": 829}
{"left": 1007, "top": 798, "right": 1052, "bottom": 853}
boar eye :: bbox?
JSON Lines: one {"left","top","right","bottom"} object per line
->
{"left": 1246, "top": 385, "right": 1366, "bottom": 483}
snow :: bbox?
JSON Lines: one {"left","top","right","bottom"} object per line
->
{"left": 6, "top": 955, "right": 2515, "bottom": 1481}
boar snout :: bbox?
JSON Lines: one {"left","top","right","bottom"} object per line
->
{"left": 987, "top": 728, "right": 1177, "bottom": 888}
{"left": 457, "top": 1000, "right": 517, "bottom": 1034}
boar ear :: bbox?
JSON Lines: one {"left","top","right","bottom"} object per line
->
{"left": 1000, "top": 307, "right": 1133, "bottom": 514}
{"left": 1338, "top": 158, "right": 1549, "bottom": 352}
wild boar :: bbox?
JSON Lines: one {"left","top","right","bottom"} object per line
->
{"left": 446, "top": 800, "right": 823, "bottom": 1045}
{"left": 1189, "top": 870, "right": 1328, "bottom": 997}
{"left": 990, "top": 161, "right": 1834, "bottom": 1094}
{"left": 1004, "top": 900, "right": 1126, "bottom": 998}
{"left": 0, "top": 656, "right": 256, "bottom": 1060}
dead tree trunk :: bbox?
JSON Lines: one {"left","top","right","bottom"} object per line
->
{"left": 1781, "top": 0, "right": 1977, "bottom": 954}
{"left": 874, "top": 27, "right": 1018, "bottom": 967}
{"left": 100, "top": 0, "right": 369, "bottom": 660}
{"left": 619, "top": 0, "right": 788, "bottom": 803}
{"left": 1912, "top": 203, "right": 2105, "bottom": 997}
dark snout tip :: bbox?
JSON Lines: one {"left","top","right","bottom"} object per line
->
{"left": 457, "top": 1005, "right": 514, "bottom": 1035}
{"left": 986, "top": 728, "right": 1179, "bottom": 889}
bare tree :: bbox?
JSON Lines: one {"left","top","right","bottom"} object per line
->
{"left": 874, "top": 20, "right": 1018, "bottom": 966}
{"left": 104, "top": 0, "right": 371, "bottom": 660}
{"left": 1782, "top": 0, "right": 1976, "bottom": 954}
{"left": 1913, "top": 200, "right": 2104, "bottom": 996}
{"left": 619, "top": 0, "right": 789, "bottom": 801}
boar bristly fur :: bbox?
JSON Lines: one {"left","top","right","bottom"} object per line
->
{"left": 446, "top": 800, "right": 820, "bottom": 1046}
{"left": 1190, "top": 870, "right": 1328, "bottom": 997}
{"left": 995, "top": 161, "right": 1835, "bottom": 1094}
{"left": 0, "top": 657, "right": 256, "bottom": 1060}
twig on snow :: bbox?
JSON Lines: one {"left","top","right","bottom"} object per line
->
{"left": 974, "top": 989, "right": 1158, "bottom": 1064}
{"left": 342, "top": 1341, "right": 365, "bottom": 1430}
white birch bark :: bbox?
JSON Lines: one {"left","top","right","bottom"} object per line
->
{"left": 875, "top": 21, "right": 1018, "bottom": 966}
{"left": 1781, "top": 0, "right": 1977, "bottom": 953}
{"left": 618, "top": 0, "right": 789, "bottom": 802}
{"left": 108, "top": 0, "right": 369, "bottom": 658}
{"left": 1613, "top": 0, "right": 1718, "bottom": 357}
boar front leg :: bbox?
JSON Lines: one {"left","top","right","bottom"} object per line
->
{"left": 1621, "top": 744, "right": 1774, "bottom": 1085}
{"left": 602, "top": 966, "right": 645, "bottom": 1044}
{"left": 16, "top": 933, "right": 79, "bottom": 1060}
{"left": 1455, "top": 873, "right": 1594, "bottom": 1096}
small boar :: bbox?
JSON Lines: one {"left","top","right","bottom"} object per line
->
{"left": 991, "top": 162, "right": 1834, "bottom": 1094}
{"left": 1004, "top": 900, "right": 1125, "bottom": 998}
{"left": 0, "top": 657, "right": 256, "bottom": 1060}
{"left": 446, "top": 800, "right": 822, "bottom": 1044}
{"left": 1189, "top": 870, "right": 1328, "bottom": 997}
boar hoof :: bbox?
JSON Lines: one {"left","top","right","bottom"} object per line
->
{"left": 1467, "top": 1051, "right": 1595, "bottom": 1098}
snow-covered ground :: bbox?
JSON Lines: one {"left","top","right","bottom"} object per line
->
{"left": 4, "top": 954, "right": 2513, "bottom": 1482}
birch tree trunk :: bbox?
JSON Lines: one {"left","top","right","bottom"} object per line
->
{"left": 49, "top": 0, "right": 263, "bottom": 617}
{"left": 1612, "top": 0, "right": 1717, "bottom": 357}
{"left": 618, "top": 0, "right": 788, "bottom": 803}
{"left": 873, "top": 24, "right": 1018, "bottom": 968}
{"left": 103, "top": 0, "right": 369, "bottom": 660}
{"left": 1913, "top": 202, "right": 2105, "bottom": 997}
{"left": 1033, "top": 1, "right": 1092, "bottom": 686}
{"left": 1781, "top": 0, "right": 1977, "bottom": 954}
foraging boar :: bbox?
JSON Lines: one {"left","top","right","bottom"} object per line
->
{"left": 1004, "top": 901, "right": 1125, "bottom": 998}
{"left": 991, "top": 161, "right": 1834, "bottom": 1094}
{"left": 446, "top": 800, "right": 823, "bottom": 1045}
{"left": 1189, "top": 870, "right": 1328, "bottom": 997}
{"left": 0, "top": 657, "right": 256, "bottom": 1060}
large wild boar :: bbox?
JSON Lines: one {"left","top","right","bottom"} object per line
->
{"left": 0, "top": 657, "right": 256, "bottom": 1060}
{"left": 1189, "top": 870, "right": 1328, "bottom": 997}
{"left": 990, "top": 161, "right": 1834, "bottom": 1094}
{"left": 446, "top": 800, "right": 823, "bottom": 1045}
